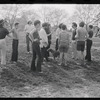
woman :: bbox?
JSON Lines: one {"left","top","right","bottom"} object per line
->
{"left": 0, "top": 19, "right": 12, "bottom": 65}
{"left": 58, "top": 24, "right": 70, "bottom": 66}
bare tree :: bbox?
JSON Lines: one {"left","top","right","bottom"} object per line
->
{"left": 38, "top": 6, "right": 68, "bottom": 26}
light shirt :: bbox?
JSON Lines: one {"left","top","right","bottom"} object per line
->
{"left": 39, "top": 28, "right": 48, "bottom": 48}
{"left": 24, "top": 24, "right": 34, "bottom": 34}
{"left": 56, "top": 28, "right": 61, "bottom": 39}
{"left": 11, "top": 27, "right": 19, "bottom": 40}
{"left": 76, "top": 27, "right": 88, "bottom": 41}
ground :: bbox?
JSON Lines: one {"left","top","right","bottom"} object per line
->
{"left": 0, "top": 31, "right": 100, "bottom": 97}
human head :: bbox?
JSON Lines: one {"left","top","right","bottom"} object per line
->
{"left": 59, "top": 23, "right": 63, "bottom": 29}
{"left": 72, "top": 22, "right": 77, "bottom": 29}
{"left": 89, "top": 25, "right": 93, "bottom": 29}
{"left": 15, "top": 22, "right": 19, "bottom": 28}
{"left": 79, "top": 21, "right": 85, "bottom": 27}
{"left": 28, "top": 20, "right": 32, "bottom": 25}
{"left": 61, "top": 24, "right": 67, "bottom": 30}
{"left": 34, "top": 20, "right": 41, "bottom": 31}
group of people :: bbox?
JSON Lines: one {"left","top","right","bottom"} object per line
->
{"left": 55, "top": 21, "right": 93, "bottom": 66}
{"left": 0, "top": 18, "right": 94, "bottom": 73}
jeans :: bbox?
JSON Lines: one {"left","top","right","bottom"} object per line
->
{"left": 31, "top": 42, "right": 41, "bottom": 72}
{"left": 41, "top": 46, "right": 49, "bottom": 62}
{"left": 85, "top": 39, "right": 92, "bottom": 61}
{"left": 46, "top": 40, "right": 51, "bottom": 57}
{"left": 71, "top": 40, "right": 77, "bottom": 58}
{"left": 0, "top": 39, "right": 6, "bottom": 65}
{"left": 11, "top": 39, "right": 19, "bottom": 62}
{"left": 55, "top": 39, "right": 58, "bottom": 51}
{"left": 26, "top": 34, "right": 31, "bottom": 52}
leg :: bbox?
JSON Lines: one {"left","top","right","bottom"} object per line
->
{"left": 16, "top": 40, "right": 19, "bottom": 62}
{"left": 87, "top": 40, "right": 92, "bottom": 61}
{"left": 31, "top": 44, "right": 36, "bottom": 71}
{"left": 55, "top": 39, "right": 58, "bottom": 51}
{"left": 1, "top": 40, "right": 6, "bottom": 65}
{"left": 26, "top": 34, "right": 30, "bottom": 52}
{"left": 11, "top": 39, "right": 16, "bottom": 61}
{"left": 35, "top": 44, "right": 42, "bottom": 72}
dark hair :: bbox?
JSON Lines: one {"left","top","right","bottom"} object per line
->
{"left": 34, "top": 20, "right": 41, "bottom": 26}
{"left": 59, "top": 23, "right": 63, "bottom": 29}
{"left": 89, "top": 25, "right": 93, "bottom": 29}
{"left": 72, "top": 22, "right": 77, "bottom": 27}
{"left": 62, "top": 24, "right": 67, "bottom": 30}
{"left": 15, "top": 23, "right": 19, "bottom": 26}
{"left": 28, "top": 21, "right": 32, "bottom": 24}
{"left": 79, "top": 21, "right": 85, "bottom": 27}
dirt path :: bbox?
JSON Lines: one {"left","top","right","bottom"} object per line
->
{"left": 0, "top": 32, "right": 100, "bottom": 97}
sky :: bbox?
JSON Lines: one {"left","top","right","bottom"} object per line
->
{"left": 27, "top": 4, "right": 76, "bottom": 17}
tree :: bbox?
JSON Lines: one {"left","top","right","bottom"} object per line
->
{"left": 73, "top": 4, "right": 100, "bottom": 25}
{"left": 38, "top": 6, "right": 68, "bottom": 26}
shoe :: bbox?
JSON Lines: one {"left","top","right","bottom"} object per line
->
{"left": 38, "top": 71, "right": 43, "bottom": 74}
{"left": 27, "top": 52, "right": 30, "bottom": 54}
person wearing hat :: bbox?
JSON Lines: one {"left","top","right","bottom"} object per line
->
{"left": 10, "top": 22, "right": 20, "bottom": 64}
{"left": 0, "top": 19, "right": 12, "bottom": 65}
{"left": 24, "top": 20, "right": 34, "bottom": 54}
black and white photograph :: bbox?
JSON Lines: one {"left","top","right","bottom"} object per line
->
{"left": 0, "top": 4, "right": 100, "bottom": 97}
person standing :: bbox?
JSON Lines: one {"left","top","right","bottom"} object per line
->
{"left": 0, "top": 19, "right": 12, "bottom": 65}
{"left": 42, "top": 22, "right": 52, "bottom": 58}
{"left": 39, "top": 23, "right": 48, "bottom": 62}
{"left": 58, "top": 24, "right": 70, "bottom": 66}
{"left": 24, "top": 21, "right": 34, "bottom": 53}
{"left": 71, "top": 22, "right": 77, "bottom": 59}
{"left": 55, "top": 23, "right": 63, "bottom": 51}
{"left": 75, "top": 21, "right": 88, "bottom": 65}
{"left": 11, "top": 23, "right": 19, "bottom": 64}
{"left": 29, "top": 20, "right": 42, "bottom": 73}
{"left": 85, "top": 25, "right": 93, "bottom": 62}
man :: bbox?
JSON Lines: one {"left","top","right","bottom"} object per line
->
{"left": 29, "top": 20, "right": 42, "bottom": 73}
{"left": 75, "top": 21, "right": 88, "bottom": 65}
{"left": 24, "top": 20, "right": 34, "bottom": 53}
{"left": 0, "top": 19, "right": 12, "bottom": 65}
{"left": 55, "top": 23, "right": 63, "bottom": 51}
{"left": 42, "top": 22, "right": 52, "bottom": 58}
{"left": 11, "top": 23, "right": 19, "bottom": 64}
{"left": 40, "top": 23, "right": 48, "bottom": 63}
{"left": 71, "top": 22, "right": 77, "bottom": 59}
{"left": 85, "top": 25, "right": 93, "bottom": 62}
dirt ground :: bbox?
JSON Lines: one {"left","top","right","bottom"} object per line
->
{"left": 0, "top": 32, "right": 100, "bottom": 98}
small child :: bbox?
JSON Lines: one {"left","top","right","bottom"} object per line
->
{"left": 58, "top": 24, "right": 70, "bottom": 66}
{"left": 85, "top": 25, "right": 93, "bottom": 62}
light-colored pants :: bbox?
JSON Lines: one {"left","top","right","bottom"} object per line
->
{"left": 0, "top": 39, "right": 6, "bottom": 65}
{"left": 71, "top": 40, "right": 77, "bottom": 59}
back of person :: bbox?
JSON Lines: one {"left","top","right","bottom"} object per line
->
{"left": 59, "top": 30, "right": 69, "bottom": 46}
{"left": 77, "top": 27, "right": 87, "bottom": 41}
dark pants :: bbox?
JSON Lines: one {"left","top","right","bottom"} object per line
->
{"left": 11, "top": 39, "right": 19, "bottom": 62}
{"left": 26, "top": 34, "right": 31, "bottom": 52}
{"left": 85, "top": 39, "right": 92, "bottom": 61}
{"left": 46, "top": 40, "right": 51, "bottom": 57}
{"left": 41, "top": 46, "right": 49, "bottom": 62}
{"left": 55, "top": 39, "right": 58, "bottom": 51}
{"left": 31, "top": 42, "right": 41, "bottom": 72}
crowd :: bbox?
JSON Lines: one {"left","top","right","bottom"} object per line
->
{"left": 0, "top": 19, "right": 94, "bottom": 73}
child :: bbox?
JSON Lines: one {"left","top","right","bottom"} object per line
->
{"left": 58, "top": 24, "right": 70, "bottom": 66}
{"left": 85, "top": 25, "right": 93, "bottom": 62}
